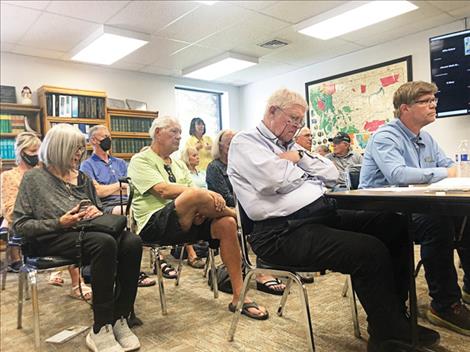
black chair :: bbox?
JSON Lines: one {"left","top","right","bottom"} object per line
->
{"left": 228, "top": 199, "right": 360, "bottom": 352}
{"left": 346, "top": 165, "right": 362, "bottom": 190}
{"left": 119, "top": 177, "right": 219, "bottom": 315}
{"left": 16, "top": 241, "right": 77, "bottom": 349}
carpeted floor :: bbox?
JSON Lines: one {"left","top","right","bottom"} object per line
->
{"left": 1, "top": 248, "right": 468, "bottom": 351}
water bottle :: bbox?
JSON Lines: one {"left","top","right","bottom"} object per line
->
{"left": 456, "top": 139, "right": 470, "bottom": 177}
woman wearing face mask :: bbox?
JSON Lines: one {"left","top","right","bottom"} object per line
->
{"left": 0, "top": 131, "right": 93, "bottom": 300}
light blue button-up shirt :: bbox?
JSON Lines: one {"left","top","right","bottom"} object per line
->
{"left": 227, "top": 122, "right": 338, "bottom": 221}
{"left": 359, "top": 118, "right": 453, "bottom": 188}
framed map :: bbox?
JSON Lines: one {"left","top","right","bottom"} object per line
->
{"left": 305, "top": 56, "right": 412, "bottom": 151}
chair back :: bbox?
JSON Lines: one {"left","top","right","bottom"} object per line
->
{"left": 346, "top": 165, "right": 361, "bottom": 190}
{"left": 234, "top": 196, "right": 254, "bottom": 269}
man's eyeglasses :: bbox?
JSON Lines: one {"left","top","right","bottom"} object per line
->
{"left": 164, "top": 164, "right": 176, "bottom": 183}
{"left": 276, "top": 107, "right": 305, "bottom": 128}
{"left": 414, "top": 97, "right": 438, "bottom": 106}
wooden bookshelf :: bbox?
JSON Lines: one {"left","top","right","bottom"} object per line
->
{"left": 107, "top": 108, "right": 158, "bottom": 159}
{"left": 38, "top": 85, "right": 107, "bottom": 136}
{"left": 0, "top": 103, "right": 41, "bottom": 171}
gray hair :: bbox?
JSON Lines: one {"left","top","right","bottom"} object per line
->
{"left": 264, "top": 88, "right": 307, "bottom": 116}
{"left": 211, "top": 129, "right": 235, "bottom": 160}
{"left": 88, "top": 124, "right": 108, "bottom": 139}
{"left": 180, "top": 146, "right": 198, "bottom": 167}
{"left": 14, "top": 132, "right": 41, "bottom": 165}
{"left": 39, "top": 123, "right": 86, "bottom": 173}
{"left": 149, "top": 116, "right": 180, "bottom": 141}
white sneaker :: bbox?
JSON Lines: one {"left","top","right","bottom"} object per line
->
{"left": 86, "top": 324, "right": 124, "bottom": 352}
{"left": 113, "top": 317, "right": 140, "bottom": 351}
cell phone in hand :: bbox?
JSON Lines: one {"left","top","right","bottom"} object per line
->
{"left": 78, "top": 199, "right": 92, "bottom": 212}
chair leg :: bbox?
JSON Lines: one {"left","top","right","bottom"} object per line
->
{"left": 277, "top": 277, "right": 293, "bottom": 317}
{"left": 228, "top": 270, "right": 256, "bottom": 342}
{"left": 29, "top": 270, "right": 40, "bottom": 348}
{"left": 347, "top": 276, "right": 361, "bottom": 338}
{"left": 208, "top": 248, "right": 218, "bottom": 299}
{"left": 175, "top": 245, "right": 185, "bottom": 287}
{"left": 149, "top": 247, "right": 157, "bottom": 274}
{"left": 203, "top": 255, "right": 210, "bottom": 278}
{"left": 341, "top": 277, "right": 349, "bottom": 297}
{"left": 17, "top": 268, "right": 26, "bottom": 329}
{"left": 292, "top": 273, "right": 315, "bottom": 352}
{"left": 1, "top": 265, "right": 6, "bottom": 290}
{"left": 155, "top": 248, "right": 167, "bottom": 315}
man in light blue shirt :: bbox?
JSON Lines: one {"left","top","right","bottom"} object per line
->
{"left": 360, "top": 81, "right": 470, "bottom": 336}
{"left": 228, "top": 88, "right": 439, "bottom": 351}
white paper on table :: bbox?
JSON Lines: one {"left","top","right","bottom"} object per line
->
{"left": 361, "top": 187, "right": 428, "bottom": 192}
{"left": 427, "top": 177, "right": 470, "bottom": 191}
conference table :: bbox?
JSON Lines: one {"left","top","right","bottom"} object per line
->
{"left": 326, "top": 188, "right": 470, "bottom": 351}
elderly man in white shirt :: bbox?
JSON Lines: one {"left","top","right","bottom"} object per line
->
{"left": 227, "top": 88, "right": 439, "bottom": 352}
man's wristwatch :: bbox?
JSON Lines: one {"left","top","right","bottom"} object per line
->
{"left": 297, "top": 150, "right": 304, "bottom": 159}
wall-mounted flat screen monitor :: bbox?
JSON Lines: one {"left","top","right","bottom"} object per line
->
{"left": 429, "top": 29, "right": 470, "bottom": 118}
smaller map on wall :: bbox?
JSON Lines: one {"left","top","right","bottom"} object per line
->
{"left": 305, "top": 56, "right": 412, "bottom": 152}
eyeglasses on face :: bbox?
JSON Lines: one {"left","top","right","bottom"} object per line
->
{"left": 276, "top": 107, "right": 305, "bottom": 128}
{"left": 413, "top": 97, "right": 438, "bottom": 106}
{"left": 163, "top": 164, "right": 176, "bottom": 183}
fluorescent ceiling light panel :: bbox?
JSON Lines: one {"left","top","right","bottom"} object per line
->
{"left": 71, "top": 25, "right": 149, "bottom": 65}
{"left": 183, "top": 52, "right": 258, "bottom": 80}
{"left": 296, "top": 1, "right": 418, "bottom": 40}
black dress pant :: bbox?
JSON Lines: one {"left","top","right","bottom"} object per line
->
{"left": 249, "top": 197, "right": 410, "bottom": 338}
{"left": 34, "top": 230, "right": 142, "bottom": 327}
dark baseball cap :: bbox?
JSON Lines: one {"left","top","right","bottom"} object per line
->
{"left": 328, "top": 132, "right": 351, "bottom": 144}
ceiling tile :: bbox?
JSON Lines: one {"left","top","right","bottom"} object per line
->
{"left": 119, "top": 36, "right": 188, "bottom": 66}
{"left": 140, "top": 65, "right": 181, "bottom": 77}
{"left": 9, "top": 44, "right": 66, "bottom": 60}
{"left": 156, "top": 2, "right": 251, "bottom": 43}
{"left": 19, "top": 12, "right": 100, "bottom": 52}
{"left": 1, "top": 3, "right": 42, "bottom": 43}
{"left": 46, "top": 0, "right": 130, "bottom": 24}
{"left": 260, "top": 0, "right": 347, "bottom": 24}
{"left": 106, "top": 0, "right": 199, "bottom": 35}
{"left": 196, "top": 11, "right": 290, "bottom": 51}
{"left": 447, "top": 6, "right": 470, "bottom": 18}
{"left": 226, "top": 1, "right": 279, "bottom": 11}
{"left": 426, "top": 1, "right": 470, "bottom": 12}
{"left": 110, "top": 62, "right": 146, "bottom": 71}
{"left": 2, "top": 0, "right": 50, "bottom": 10}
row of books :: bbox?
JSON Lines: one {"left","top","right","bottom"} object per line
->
{"left": 0, "top": 138, "right": 15, "bottom": 159}
{"left": 46, "top": 94, "right": 105, "bottom": 119}
{"left": 111, "top": 138, "right": 152, "bottom": 154}
{"left": 110, "top": 116, "right": 153, "bottom": 133}
{"left": 50, "top": 122, "right": 91, "bottom": 139}
{"left": 0, "top": 114, "right": 26, "bottom": 133}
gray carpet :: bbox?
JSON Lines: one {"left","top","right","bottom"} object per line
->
{"left": 1, "top": 248, "right": 468, "bottom": 351}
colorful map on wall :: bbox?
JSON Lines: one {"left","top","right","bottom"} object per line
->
{"left": 306, "top": 56, "right": 412, "bottom": 152}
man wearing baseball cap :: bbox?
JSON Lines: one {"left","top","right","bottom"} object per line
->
{"left": 326, "top": 132, "right": 362, "bottom": 188}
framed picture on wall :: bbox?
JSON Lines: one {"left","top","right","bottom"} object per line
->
{"left": 305, "top": 56, "right": 412, "bottom": 152}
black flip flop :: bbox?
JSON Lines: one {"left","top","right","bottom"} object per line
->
{"left": 256, "top": 278, "right": 286, "bottom": 296}
{"left": 228, "top": 301, "right": 269, "bottom": 320}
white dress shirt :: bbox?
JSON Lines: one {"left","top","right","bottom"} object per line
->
{"left": 227, "top": 122, "right": 338, "bottom": 221}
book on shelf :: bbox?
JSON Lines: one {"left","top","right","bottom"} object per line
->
{"left": 0, "top": 138, "right": 16, "bottom": 159}
{"left": 111, "top": 138, "right": 152, "bottom": 154}
{"left": 0, "top": 114, "right": 29, "bottom": 133}
{"left": 45, "top": 93, "right": 105, "bottom": 119}
{"left": 110, "top": 116, "right": 153, "bottom": 133}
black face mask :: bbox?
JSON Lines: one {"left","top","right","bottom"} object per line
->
{"left": 21, "top": 152, "right": 39, "bottom": 167}
{"left": 99, "top": 137, "right": 112, "bottom": 152}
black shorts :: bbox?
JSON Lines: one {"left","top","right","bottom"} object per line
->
{"left": 139, "top": 200, "right": 212, "bottom": 245}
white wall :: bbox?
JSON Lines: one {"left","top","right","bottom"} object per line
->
{"left": 0, "top": 53, "right": 242, "bottom": 130}
{"left": 239, "top": 20, "right": 470, "bottom": 156}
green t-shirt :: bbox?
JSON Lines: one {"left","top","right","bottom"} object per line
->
{"left": 128, "top": 148, "right": 193, "bottom": 233}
